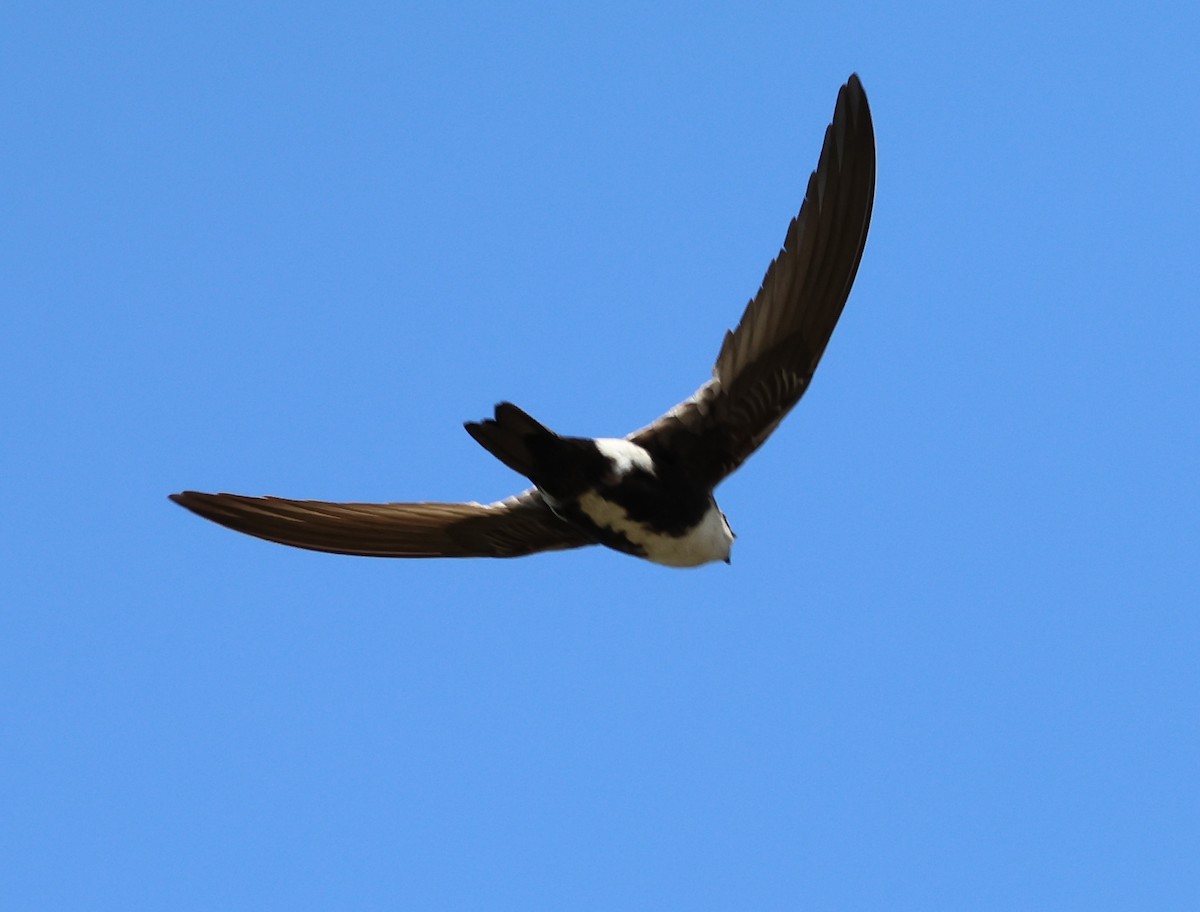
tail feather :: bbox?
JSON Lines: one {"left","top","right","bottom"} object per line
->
{"left": 464, "top": 402, "right": 558, "bottom": 480}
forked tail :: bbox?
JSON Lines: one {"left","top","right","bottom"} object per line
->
{"left": 464, "top": 402, "right": 559, "bottom": 481}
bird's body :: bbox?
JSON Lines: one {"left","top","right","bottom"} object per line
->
{"left": 476, "top": 426, "right": 734, "bottom": 567}
{"left": 573, "top": 439, "right": 734, "bottom": 568}
{"left": 171, "top": 75, "right": 876, "bottom": 568}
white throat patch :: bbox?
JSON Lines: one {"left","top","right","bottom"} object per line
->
{"left": 576, "top": 494, "right": 734, "bottom": 568}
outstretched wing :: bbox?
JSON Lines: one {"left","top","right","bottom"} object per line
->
{"left": 169, "top": 488, "right": 591, "bottom": 558}
{"left": 631, "top": 74, "right": 876, "bottom": 487}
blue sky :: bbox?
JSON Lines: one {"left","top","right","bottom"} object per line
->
{"left": 3, "top": 1, "right": 1197, "bottom": 909}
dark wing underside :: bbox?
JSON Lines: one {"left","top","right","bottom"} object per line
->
{"left": 630, "top": 74, "right": 876, "bottom": 487}
{"left": 169, "top": 489, "right": 591, "bottom": 558}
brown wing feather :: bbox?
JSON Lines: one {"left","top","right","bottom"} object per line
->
{"left": 630, "top": 74, "right": 876, "bottom": 486}
{"left": 169, "top": 489, "right": 591, "bottom": 558}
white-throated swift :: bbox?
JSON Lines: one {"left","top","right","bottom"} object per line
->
{"left": 171, "top": 74, "right": 876, "bottom": 567}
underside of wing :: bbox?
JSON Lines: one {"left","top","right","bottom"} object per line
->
{"left": 169, "top": 489, "right": 592, "bottom": 558}
{"left": 631, "top": 74, "right": 876, "bottom": 486}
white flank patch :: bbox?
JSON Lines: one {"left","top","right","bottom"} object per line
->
{"left": 594, "top": 438, "right": 656, "bottom": 477}
{"left": 578, "top": 493, "right": 734, "bottom": 568}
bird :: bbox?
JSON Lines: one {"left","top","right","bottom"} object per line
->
{"left": 170, "top": 74, "right": 876, "bottom": 568}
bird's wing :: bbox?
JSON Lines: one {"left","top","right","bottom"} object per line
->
{"left": 169, "top": 488, "right": 591, "bottom": 558}
{"left": 630, "top": 74, "right": 876, "bottom": 488}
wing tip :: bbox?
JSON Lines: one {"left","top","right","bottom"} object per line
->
{"left": 839, "top": 73, "right": 873, "bottom": 138}
{"left": 170, "top": 489, "right": 223, "bottom": 509}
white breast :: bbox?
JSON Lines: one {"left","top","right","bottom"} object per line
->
{"left": 577, "top": 493, "right": 734, "bottom": 568}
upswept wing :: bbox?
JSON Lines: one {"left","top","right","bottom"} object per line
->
{"left": 631, "top": 74, "right": 876, "bottom": 487}
{"left": 169, "top": 489, "right": 590, "bottom": 558}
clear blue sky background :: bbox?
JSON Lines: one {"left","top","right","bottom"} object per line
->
{"left": 3, "top": 2, "right": 1197, "bottom": 909}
